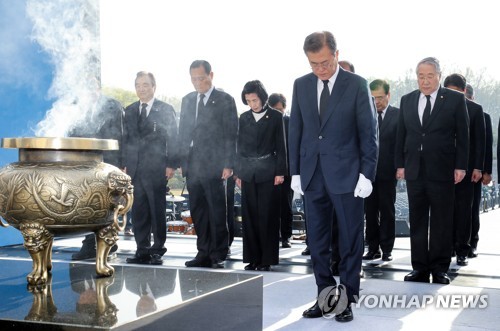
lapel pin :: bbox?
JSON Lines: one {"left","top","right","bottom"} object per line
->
{"left": 266, "top": 115, "right": 269, "bottom": 118}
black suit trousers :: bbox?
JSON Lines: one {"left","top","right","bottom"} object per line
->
{"left": 453, "top": 174, "right": 474, "bottom": 256}
{"left": 241, "top": 178, "right": 280, "bottom": 265}
{"left": 132, "top": 176, "right": 167, "bottom": 257}
{"left": 279, "top": 176, "right": 293, "bottom": 240}
{"left": 470, "top": 180, "right": 482, "bottom": 249}
{"left": 187, "top": 176, "right": 229, "bottom": 262}
{"left": 406, "top": 159, "right": 454, "bottom": 273}
{"left": 364, "top": 179, "right": 397, "bottom": 253}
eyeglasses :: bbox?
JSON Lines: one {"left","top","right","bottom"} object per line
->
{"left": 310, "top": 59, "right": 331, "bottom": 70}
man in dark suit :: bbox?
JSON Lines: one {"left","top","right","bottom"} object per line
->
{"left": 178, "top": 60, "right": 238, "bottom": 269}
{"left": 123, "top": 71, "right": 178, "bottom": 265}
{"left": 395, "top": 57, "right": 469, "bottom": 285}
{"left": 268, "top": 93, "right": 293, "bottom": 248}
{"left": 363, "top": 79, "right": 399, "bottom": 262}
{"left": 467, "top": 84, "right": 492, "bottom": 258}
{"left": 444, "top": 74, "right": 485, "bottom": 267}
{"left": 289, "top": 31, "right": 378, "bottom": 322}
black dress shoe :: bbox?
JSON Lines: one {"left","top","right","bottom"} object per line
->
{"left": 456, "top": 255, "right": 468, "bottom": 266}
{"left": 150, "top": 254, "right": 163, "bottom": 265}
{"left": 244, "top": 263, "right": 257, "bottom": 270}
{"left": 301, "top": 247, "right": 311, "bottom": 255}
{"left": 432, "top": 272, "right": 450, "bottom": 284}
{"left": 256, "top": 265, "right": 271, "bottom": 271}
{"left": 185, "top": 258, "right": 211, "bottom": 268}
{"left": 468, "top": 248, "right": 478, "bottom": 258}
{"left": 335, "top": 305, "right": 353, "bottom": 322}
{"left": 382, "top": 253, "right": 393, "bottom": 261}
{"left": 302, "top": 301, "right": 322, "bottom": 318}
{"left": 404, "top": 270, "right": 430, "bottom": 283}
{"left": 362, "top": 250, "right": 382, "bottom": 260}
{"left": 282, "top": 239, "right": 292, "bottom": 248}
{"left": 211, "top": 259, "right": 225, "bottom": 269}
{"left": 72, "top": 248, "right": 96, "bottom": 260}
{"left": 126, "top": 254, "right": 151, "bottom": 264}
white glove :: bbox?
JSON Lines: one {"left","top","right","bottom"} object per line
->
{"left": 291, "top": 175, "right": 304, "bottom": 195}
{"left": 354, "top": 173, "right": 372, "bottom": 198}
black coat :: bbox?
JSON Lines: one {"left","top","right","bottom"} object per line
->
{"left": 235, "top": 106, "right": 287, "bottom": 183}
{"left": 395, "top": 87, "right": 469, "bottom": 181}
{"left": 178, "top": 88, "right": 238, "bottom": 179}
{"left": 69, "top": 96, "right": 124, "bottom": 167}
{"left": 122, "top": 99, "right": 178, "bottom": 181}
{"left": 376, "top": 105, "right": 399, "bottom": 180}
{"left": 465, "top": 99, "right": 485, "bottom": 173}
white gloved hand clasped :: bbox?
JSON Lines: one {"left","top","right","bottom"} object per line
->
{"left": 354, "top": 173, "right": 372, "bottom": 198}
{"left": 291, "top": 175, "right": 304, "bottom": 195}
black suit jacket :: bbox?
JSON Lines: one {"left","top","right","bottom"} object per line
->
{"left": 122, "top": 99, "right": 178, "bottom": 180}
{"left": 376, "top": 105, "right": 399, "bottom": 180}
{"left": 235, "top": 106, "right": 287, "bottom": 183}
{"left": 178, "top": 88, "right": 238, "bottom": 179}
{"left": 395, "top": 87, "right": 469, "bottom": 181}
{"left": 465, "top": 99, "right": 485, "bottom": 173}
{"left": 69, "top": 96, "right": 124, "bottom": 167}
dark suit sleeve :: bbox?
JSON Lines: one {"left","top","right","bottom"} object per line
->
{"left": 288, "top": 79, "right": 302, "bottom": 176}
{"left": 275, "top": 114, "right": 287, "bottom": 176}
{"left": 454, "top": 95, "right": 469, "bottom": 171}
{"left": 395, "top": 95, "right": 407, "bottom": 169}
{"left": 356, "top": 80, "right": 378, "bottom": 181}
{"left": 99, "top": 99, "right": 124, "bottom": 168}
{"left": 481, "top": 112, "right": 491, "bottom": 175}
{"left": 471, "top": 103, "right": 485, "bottom": 171}
{"left": 221, "top": 95, "right": 238, "bottom": 170}
{"left": 164, "top": 104, "right": 179, "bottom": 168}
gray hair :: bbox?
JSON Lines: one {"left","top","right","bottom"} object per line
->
{"left": 416, "top": 57, "right": 441, "bottom": 76}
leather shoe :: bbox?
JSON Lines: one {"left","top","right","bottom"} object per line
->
{"left": 256, "top": 265, "right": 271, "bottom": 271}
{"left": 404, "top": 270, "right": 430, "bottom": 283}
{"left": 150, "top": 254, "right": 163, "bottom": 265}
{"left": 126, "top": 254, "right": 151, "bottom": 265}
{"left": 185, "top": 258, "right": 211, "bottom": 268}
{"left": 362, "top": 250, "right": 381, "bottom": 260}
{"left": 457, "top": 255, "right": 468, "bottom": 266}
{"left": 382, "top": 253, "right": 393, "bottom": 261}
{"left": 302, "top": 301, "right": 322, "bottom": 318}
{"left": 244, "top": 263, "right": 257, "bottom": 270}
{"left": 432, "top": 272, "right": 450, "bottom": 284}
{"left": 335, "top": 305, "right": 353, "bottom": 322}
{"left": 211, "top": 259, "right": 225, "bottom": 269}
{"left": 468, "top": 248, "right": 478, "bottom": 258}
{"left": 282, "top": 239, "right": 292, "bottom": 248}
{"left": 301, "top": 247, "right": 311, "bottom": 255}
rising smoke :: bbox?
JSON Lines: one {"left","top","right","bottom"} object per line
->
{"left": 27, "top": 0, "right": 101, "bottom": 137}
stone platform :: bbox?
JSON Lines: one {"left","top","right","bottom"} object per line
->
{"left": 0, "top": 260, "right": 262, "bottom": 330}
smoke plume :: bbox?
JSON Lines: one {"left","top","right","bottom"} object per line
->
{"left": 27, "top": 0, "right": 101, "bottom": 137}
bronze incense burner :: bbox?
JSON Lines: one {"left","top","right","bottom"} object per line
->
{"left": 0, "top": 137, "right": 133, "bottom": 285}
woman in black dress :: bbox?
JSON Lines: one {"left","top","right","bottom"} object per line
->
{"left": 235, "top": 80, "right": 287, "bottom": 271}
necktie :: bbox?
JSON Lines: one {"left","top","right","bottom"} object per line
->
{"left": 319, "top": 80, "right": 330, "bottom": 123}
{"left": 377, "top": 111, "right": 383, "bottom": 130}
{"left": 196, "top": 94, "right": 205, "bottom": 125}
{"left": 422, "top": 95, "right": 431, "bottom": 126}
{"left": 140, "top": 103, "right": 147, "bottom": 124}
